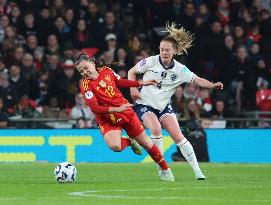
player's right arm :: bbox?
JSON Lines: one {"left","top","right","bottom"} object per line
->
{"left": 128, "top": 66, "right": 141, "bottom": 101}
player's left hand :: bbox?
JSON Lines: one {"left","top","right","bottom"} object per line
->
{"left": 140, "top": 80, "right": 158, "bottom": 86}
{"left": 213, "top": 82, "right": 223, "bottom": 90}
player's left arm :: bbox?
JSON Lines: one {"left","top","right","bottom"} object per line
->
{"left": 193, "top": 75, "right": 223, "bottom": 90}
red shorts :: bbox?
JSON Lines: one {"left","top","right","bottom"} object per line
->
{"left": 96, "top": 108, "right": 144, "bottom": 138}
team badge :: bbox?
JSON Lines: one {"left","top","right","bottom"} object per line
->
{"left": 85, "top": 91, "right": 93, "bottom": 99}
{"left": 139, "top": 59, "right": 146, "bottom": 67}
{"left": 99, "top": 80, "right": 107, "bottom": 88}
{"left": 171, "top": 74, "right": 177, "bottom": 82}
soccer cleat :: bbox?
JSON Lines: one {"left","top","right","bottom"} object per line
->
{"left": 158, "top": 166, "right": 162, "bottom": 176}
{"left": 130, "top": 138, "right": 142, "bottom": 155}
{"left": 195, "top": 170, "right": 206, "bottom": 180}
{"left": 160, "top": 168, "right": 175, "bottom": 181}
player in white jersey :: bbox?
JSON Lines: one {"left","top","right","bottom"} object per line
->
{"left": 128, "top": 23, "right": 223, "bottom": 180}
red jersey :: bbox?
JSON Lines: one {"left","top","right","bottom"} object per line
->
{"left": 80, "top": 66, "right": 144, "bottom": 137}
{"left": 80, "top": 66, "right": 139, "bottom": 115}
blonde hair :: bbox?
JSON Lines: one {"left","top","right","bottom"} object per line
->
{"left": 162, "top": 22, "right": 194, "bottom": 55}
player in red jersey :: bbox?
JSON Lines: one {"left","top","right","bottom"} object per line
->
{"left": 75, "top": 53, "right": 174, "bottom": 181}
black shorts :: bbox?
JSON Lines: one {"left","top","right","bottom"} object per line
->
{"left": 133, "top": 103, "right": 175, "bottom": 122}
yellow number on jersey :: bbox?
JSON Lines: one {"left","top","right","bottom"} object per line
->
{"left": 105, "top": 86, "right": 115, "bottom": 97}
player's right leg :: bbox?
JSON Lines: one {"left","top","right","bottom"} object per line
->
{"left": 134, "top": 131, "right": 174, "bottom": 182}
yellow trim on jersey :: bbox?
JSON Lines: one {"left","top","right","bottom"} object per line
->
{"left": 110, "top": 114, "right": 116, "bottom": 124}
{"left": 82, "top": 79, "right": 89, "bottom": 91}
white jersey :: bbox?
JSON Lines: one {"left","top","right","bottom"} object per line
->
{"left": 136, "top": 55, "right": 196, "bottom": 111}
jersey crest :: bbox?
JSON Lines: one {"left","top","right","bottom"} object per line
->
{"left": 99, "top": 80, "right": 107, "bottom": 88}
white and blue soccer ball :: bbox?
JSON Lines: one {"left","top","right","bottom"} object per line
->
{"left": 54, "top": 162, "right": 77, "bottom": 183}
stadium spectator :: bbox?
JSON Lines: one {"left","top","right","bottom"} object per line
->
{"left": 0, "top": 0, "right": 269, "bottom": 126}
{"left": 44, "top": 34, "right": 60, "bottom": 57}
{"left": 70, "top": 93, "right": 96, "bottom": 128}
{"left": 64, "top": 8, "right": 76, "bottom": 34}
{"left": 42, "top": 96, "right": 67, "bottom": 118}
{"left": 36, "top": 6, "right": 53, "bottom": 46}
{"left": 50, "top": 59, "right": 80, "bottom": 109}
{"left": 72, "top": 19, "right": 93, "bottom": 49}
{"left": 75, "top": 53, "right": 175, "bottom": 181}
{"left": 18, "top": 13, "right": 38, "bottom": 39}
{"left": 49, "top": 0, "right": 66, "bottom": 18}
{"left": 3, "top": 25, "right": 25, "bottom": 53}
{"left": 9, "top": 64, "right": 28, "bottom": 100}
{"left": 21, "top": 53, "right": 36, "bottom": 81}
{"left": 52, "top": 16, "right": 71, "bottom": 44}
{"left": 102, "top": 11, "right": 127, "bottom": 47}
{"left": 84, "top": 1, "right": 104, "bottom": 43}
{"left": 9, "top": 4, "right": 22, "bottom": 28}
{"left": 0, "top": 72, "right": 18, "bottom": 114}
{"left": 128, "top": 23, "right": 223, "bottom": 179}
{"left": 24, "top": 34, "right": 39, "bottom": 55}
{"left": 128, "top": 34, "right": 144, "bottom": 55}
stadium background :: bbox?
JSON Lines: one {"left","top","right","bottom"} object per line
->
{"left": 0, "top": 0, "right": 270, "bottom": 162}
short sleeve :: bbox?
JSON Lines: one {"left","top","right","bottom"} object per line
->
{"left": 136, "top": 56, "right": 155, "bottom": 74}
{"left": 181, "top": 65, "right": 196, "bottom": 83}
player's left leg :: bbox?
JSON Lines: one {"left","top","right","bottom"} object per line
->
{"left": 160, "top": 114, "right": 206, "bottom": 180}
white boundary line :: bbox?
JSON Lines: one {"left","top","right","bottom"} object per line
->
{"left": 68, "top": 187, "right": 271, "bottom": 202}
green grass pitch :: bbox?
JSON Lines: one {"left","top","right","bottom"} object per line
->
{"left": 0, "top": 163, "right": 270, "bottom": 205}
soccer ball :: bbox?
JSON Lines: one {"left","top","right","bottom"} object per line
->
{"left": 54, "top": 162, "right": 77, "bottom": 183}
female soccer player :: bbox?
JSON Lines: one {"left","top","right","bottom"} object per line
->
{"left": 128, "top": 23, "right": 223, "bottom": 180}
{"left": 75, "top": 53, "right": 174, "bottom": 181}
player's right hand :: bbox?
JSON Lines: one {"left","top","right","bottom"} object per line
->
{"left": 130, "top": 87, "right": 142, "bottom": 101}
{"left": 117, "top": 103, "right": 133, "bottom": 112}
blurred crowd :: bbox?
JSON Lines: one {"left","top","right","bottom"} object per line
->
{"left": 0, "top": 0, "right": 271, "bottom": 129}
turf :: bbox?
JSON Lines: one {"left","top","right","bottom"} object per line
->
{"left": 0, "top": 163, "right": 270, "bottom": 205}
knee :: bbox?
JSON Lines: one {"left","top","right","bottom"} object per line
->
{"left": 150, "top": 125, "right": 162, "bottom": 136}
{"left": 109, "top": 144, "right": 121, "bottom": 152}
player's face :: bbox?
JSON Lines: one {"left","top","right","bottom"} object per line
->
{"left": 77, "top": 60, "right": 99, "bottom": 80}
{"left": 159, "top": 41, "right": 175, "bottom": 65}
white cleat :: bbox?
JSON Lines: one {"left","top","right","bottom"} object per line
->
{"left": 130, "top": 138, "right": 142, "bottom": 155}
{"left": 195, "top": 170, "right": 206, "bottom": 180}
{"left": 157, "top": 165, "right": 162, "bottom": 176}
{"left": 160, "top": 168, "right": 175, "bottom": 181}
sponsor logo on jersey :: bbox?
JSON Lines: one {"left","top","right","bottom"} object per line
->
{"left": 99, "top": 80, "right": 107, "bottom": 88}
{"left": 85, "top": 91, "right": 93, "bottom": 99}
{"left": 139, "top": 59, "right": 146, "bottom": 67}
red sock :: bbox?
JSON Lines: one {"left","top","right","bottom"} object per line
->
{"left": 120, "top": 138, "right": 131, "bottom": 151}
{"left": 146, "top": 144, "right": 168, "bottom": 170}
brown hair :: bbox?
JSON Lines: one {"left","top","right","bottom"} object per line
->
{"left": 162, "top": 22, "right": 194, "bottom": 55}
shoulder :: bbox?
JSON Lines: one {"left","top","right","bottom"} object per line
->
{"left": 101, "top": 66, "right": 120, "bottom": 79}
{"left": 137, "top": 55, "right": 157, "bottom": 68}
{"left": 173, "top": 60, "right": 191, "bottom": 73}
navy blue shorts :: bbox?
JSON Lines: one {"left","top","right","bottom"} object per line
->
{"left": 133, "top": 103, "right": 175, "bottom": 122}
